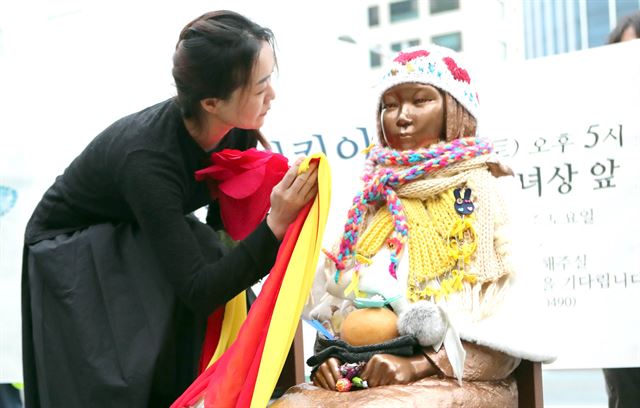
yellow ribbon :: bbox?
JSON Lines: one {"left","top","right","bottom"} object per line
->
{"left": 344, "top": 270, "right": 366, "bottom": 299}
{"left": 206, "top": 291, "right": 247, "bottom": 368}
{"left": 251, "top": 153, "right": 331, "bottom": 408}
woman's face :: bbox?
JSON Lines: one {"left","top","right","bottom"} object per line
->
{"left": 621, "top": 25, "right": 639, "bottom": 41}
{"left": 215, "top": 41, "right": 276, "bottom": 130}
{"left": 381, "top": 83, "right": 444, "bottom": 151}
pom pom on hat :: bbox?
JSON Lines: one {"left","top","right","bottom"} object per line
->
{"left": 397, "top": 300, "right": 447, "bottom": 347}
{"left": 375, "top": 44, "right": 480, "bottom": 123}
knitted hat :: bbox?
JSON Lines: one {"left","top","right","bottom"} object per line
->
{"left": 375, "top": 45, "right": 480, "bottom": 141}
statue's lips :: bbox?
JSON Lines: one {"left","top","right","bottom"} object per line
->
{"left": 394, "top": 131, "right": 414, "bottom": 137}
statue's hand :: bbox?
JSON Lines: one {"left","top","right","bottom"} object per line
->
{"left": 311, "top": 357, "right": 342, "bottom": 391}
{"left": 360, "top": 353, "right": 434, "bottom": 387}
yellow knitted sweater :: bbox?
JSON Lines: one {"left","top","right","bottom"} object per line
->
{"left": 353, "top": 155, "right": 513, "bottom": 320}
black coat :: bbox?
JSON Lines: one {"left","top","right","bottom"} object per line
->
{"left": 22, "top": 99, "right": 279, "bottom": 407}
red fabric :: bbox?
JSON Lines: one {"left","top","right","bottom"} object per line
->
{"left": 195, "top": 148, "right": 289, "bottom": 241}
{"left": 171, "top": 202, "right": 312, "bottom": 408}
{"left": 197, "top": 308, "right": 224, "bottom": 375}
{"left": 235, "top": 199, "right": 320, "bottom": 407}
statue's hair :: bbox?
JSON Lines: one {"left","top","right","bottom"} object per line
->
{"left": 444, "top": 92, "right": 477, "bottom": 142}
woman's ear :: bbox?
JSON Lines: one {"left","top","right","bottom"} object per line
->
{"left": 200, "top": 97, "right": 220, "bottom": 114}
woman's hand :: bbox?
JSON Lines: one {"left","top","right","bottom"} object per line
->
{"left": 311, "top": 357, "right": 342, "bottom": 390}
{"left": 360, "top": 353, "right": 434, "bottom": 387}
{"left": 267, "top": 158, "right": 318, "bottom": 239}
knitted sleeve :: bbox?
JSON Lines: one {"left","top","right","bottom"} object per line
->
{"left": 466, "top": 169, "right": 514, "bottom": 283}
{"left": 484, "top": 170, "right": 515, "bottom": 281}
{"left": 461, "top": 169, "right": 514, "bottom": 319}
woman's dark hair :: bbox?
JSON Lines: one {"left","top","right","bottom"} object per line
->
{"left": 172, "top": 10, "right": 276, "bottom": 121}
{"left": 608, "top": 10, "right": 640, "bottom": 44}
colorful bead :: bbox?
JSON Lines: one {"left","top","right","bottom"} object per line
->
{"left": 351, "top": 376, "right": 368, "bottom": 389}
{"left": 336, "top": 378, "right": 352, "bottom": 392}
{"left": 339, "top": 362, "right": 365, "bottom": 380}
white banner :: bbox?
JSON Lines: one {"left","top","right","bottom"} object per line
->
{"left": 480, "top": 41, "right": 640, "bottom": 369}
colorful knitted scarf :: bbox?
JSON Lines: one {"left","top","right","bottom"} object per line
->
{"left": 328, "top": 137, "right": 493, "bottom": 284}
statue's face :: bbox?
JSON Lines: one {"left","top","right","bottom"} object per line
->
{"left": 380, "top": 83, "right": 444, "bottom": 151}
